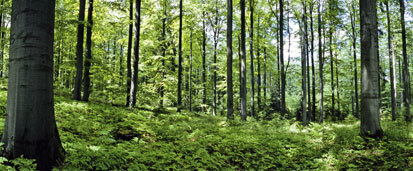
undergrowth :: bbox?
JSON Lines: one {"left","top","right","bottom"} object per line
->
{"left": 0, "top": 86, "right": 411, "bottom": 170}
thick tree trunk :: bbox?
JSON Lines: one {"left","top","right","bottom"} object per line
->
{"left": 2, "top": 1, "right": 65, "bottom": 169}
{"left": 82, "top": 0, "right": 94, "bottom": 102}
{"left": 280, "top": 0, "right": 286, "bottom": 117}
{"left": 73, "top": 0, "right": 86, "bottom": 100}
{"left": 386, "top": 0, "right": 397, "bottom": 121}
{"left": 350, "top": 1, "right": 359, "bottom": 118}
{"left": 177, "top": 0, "right": 183, "bottom": 112}
{"left": 399, "top": 0, "right": 410, "bottom": 122}
{"left": 126, "top": 0, "right": 133, "bottom": 106}
{"left": 360, "top": 0, "right": 383, "bottom": 137}
{"left": 227, "top": 0, "right": 234, "bottom": 120}
{"left": 240, "top": 0, "right": 247, "bottom": 121}
{"left": 249, "top": 0, "right": 255, "bottom": 118}
{"left": 129, "top": 0, "right": 141, "bottom": 109}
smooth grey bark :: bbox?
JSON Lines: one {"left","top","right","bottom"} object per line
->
{"left": 301, "top": 0, "right": 308, "bottom": 125}
{"left": 280, "top": 0, "right": 286, "bottom": 117}
{"left": 305, "top": 2, "right": 311, "bottom": 122}
{"left": 227, "top": 0, "right": 234, "bottom": 120}
{"left": 329, "top": 19, "right": 335, "bottom": 121}
{"left": 1, "top": 0, "right": 65, "bottom": 169}
{"left": 177, "top": 0, "right": 183, "bottom": 112}
{"left": 240, "top": 0, "right": 247, "bottom": 121}
{"left": 264, "top": 47, "right": 267, "bottom": 100}
{"left": 82, "top": 0, "right": 94, "bottom": 102}
{"left": 249, "top": 0, "right": 255, "bottom": 118}
{"left": 126, "top": 0, "right": 133, "bottom": 106}
{"left": 73, "top": 0, "right": 86, "bottom": 101}
{"left": 350, "top": 1, "right": 359, "bottom": 119}
{"left": 318, "top": 1, "right": 324, "bottom": 122}
{"left": 129, "top": 0, "right": 141, "bottom": 109}
{"left": 360, "top": 0, "right": 383, "bottom": 137}
{"left": 310, "top": 2, "right": 316, "bottom": 121}
{"left": 386, "top": 0, "right": 397, "bottom": 121}
{"left": 399, "top": 0, "right": 410, "bottom": 122}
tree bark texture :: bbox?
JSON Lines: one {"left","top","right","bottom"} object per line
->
{"left": 82, "top": 0, "right": 94, "bottom": 102}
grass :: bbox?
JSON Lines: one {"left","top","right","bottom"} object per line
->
{"left": 0, "top": 82, "right": 411, "bottom": 170}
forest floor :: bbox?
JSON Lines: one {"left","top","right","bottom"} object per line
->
{"left": 0, "top": 80, "right": 412, "bottom": 170}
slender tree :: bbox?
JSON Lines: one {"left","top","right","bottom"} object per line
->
{"left": 318, "top": 0, "right": 324, "bottom": 122}
{"left": 310, "top": 1, "right": 316, "bottom": 121}
{"left": 350, "top": 0, "right": 359, "bottom": 118}
{"left": 129, "top": 0, "right": 141, "bottom": 108}
{"left": 302, "top": 0, "right": 308, "bottom": 125}
{"left": 126, "top": 0, "right": 133, "bottom": 106}
{"left": 305, "top": 2, "right": 311, "bottom": 122}
{"left": 264, "top": 47, "right": 267, "bottom": 100}
{"left": 202, "top": 10, "right": 207, "bottom": 107}
{"left": 82, "top": 0, "right": 94, "bottom": 101}
{"left": 386, "top": 0, "right": 397, "bottom": 121}
{"left": 399, "top": 0, "right": 410, "bottom": 122}
{"left": 329, "top": 4, "right": 335, "bottom": 120}
{"left": 1, "top": 0, "right": 65, "bottom": 169}
{"left": 160, "top": 0, "right": 167, "bottom": 107}
{"left": 73, "top": 0, "right": 86, "bottom": 100}
{"left": 249, "top": 0, "right": 255, "bottom": 118}
{"left": 0, "top": 0, "right": 3, "bottom": 78}
{"left": 177, "top": 0, "right": 183, "bottom": 112}
{"left": 360, "top": 0, "right": 383, "bottom": 137}
{"left": 257, "top": 17, "right": 261, "bottom": 112}
{"left": 240, "top": 0, "right": 247, "bottom": 120}
{"left": 280, "top": 0, "right": 286, "bottom": 117}
{"left": 189, "top": 31, "right": 193, "bottom": 112}
{"left": 227, "top": 0, "right": 234, "bottom": 119}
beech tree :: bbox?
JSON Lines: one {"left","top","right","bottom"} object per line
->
{"left": 129, "top": 0, "right": 141, "bottom": 109}
{"left": 227, "top": 0, "right": 234, "bottom": 120}
{"left": 360, "top": 0, "right": 383, "bottom": 137}
{"left": 82, "top": 0, "right": 94, "bottom": 101}
{"left": 73, "top": 0, "right": 86, "bottom": 101}
{"left": 240, "top": 0, "right": 247, "bottom": 120}
{"left": 1, "top": 0, "right": 65, "bottom": 169}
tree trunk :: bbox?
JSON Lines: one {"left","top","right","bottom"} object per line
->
{"left": 82, "top": 0, "right": 94, "bottom": 102}
{"left": 305, "top": 2, "right": 311, "bottom": 122}
{"left": 336, "top": 51, "right": 341, "bottom": 119}
{"left": 202, "top": 12, "right": 207, "bottom": 107}
{"left": 177, "top": 0, "right": 183, "bottom": 112}
{"left": 212, "top": 0, "right": 219, "bottom": 116}
{"left": 350, "top": 1, "right": 359, "bottom": 118}
{"left": 249, "top": 0, "right": 255, "bottom": 118}
{"left": 386, "top": 0, "right": 397, "bottom": 121}
{"left": 0, "top": 0, "right": 3, "bottom": 78}
{"left": 160, "top": 0, "right": 167, "bottom": 108}
{"left": 1, "top": 1, "right": 65, "bottom": 169}
{"left": 189, "top": 31, "right": 193, "bottom": 112}
{"left": 280, "top": 0, "right": 286, "bottom": 117}
{"left": 319, "top": 3, "right": 325, "bottom": 122}
{"left": 302, "top": 1, "right": 308, "bottom": 125}
{"left": 73, "top": 0, "right": 86, "bottom": 100}
{"left": 227, "top": 0, "right": 234, "bottom": 120}
{"left": 310, "top": 2, "right": 316, "bottom": 121}
{"left": 264, "top": 47, "right": 267, "bottom": 101}
{"left": 360, "top": 0, "right": 383, "bottom": 137}
{"left": 257, "top": 17, "right": 261, "bottom": 112}
{"left": 240, "top": 0, "right": 247, "bottom": 121}
{"left": 129, "top": 0, "right": 141, "bottom": 109}
{"left": 329, "top": 21, "right": 335, "bottom": 121}
{"left": 126, "top": 0, "right": 133, "bottom": 106}
{"left": 399, "top": 0, "right": 410, "bottom": 122}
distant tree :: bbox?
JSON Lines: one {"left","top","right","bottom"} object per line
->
{"left": 399, "top": 0, "right": 410, "bottom": 122}
{"left": 126, "top": 0, "right": 133, "bottom": 106}
{"left": 249, "top": 0, "right": 255, "bottom": 118}
{"left": 1, "top": 0, "right": 65, "bottom": 169}
{"left": 385, "top": 0, "right": 397, "bottom": 121}
{"left": 177, "top": 0, "right": 183, "bottom": 112}
{"left": 129, "top": 0, "right": 141, "bottom": 108}
{"left": 349, "top": 0, "right": 359, "bottom": 118}
{"left": 73, "top": 0, "right": 86, "bottom": 101}
{"left": 360, "top": 0, "right": 383, "bottom": 137}
{"left": 82, "top": 0, "right": 94, "bottom": 101}
{"left": 227, "top": 0, "right": 234, "bottom": 119}
{"left": 240, "top": 0, "right": 247, "bottom": 120}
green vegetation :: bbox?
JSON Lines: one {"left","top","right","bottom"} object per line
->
{"left": 0, "top": 85, "right": 411, "bottom": 170}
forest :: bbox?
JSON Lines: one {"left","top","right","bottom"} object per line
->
{"left": 0, "top": 0, "right": 412, "bottom": 170}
